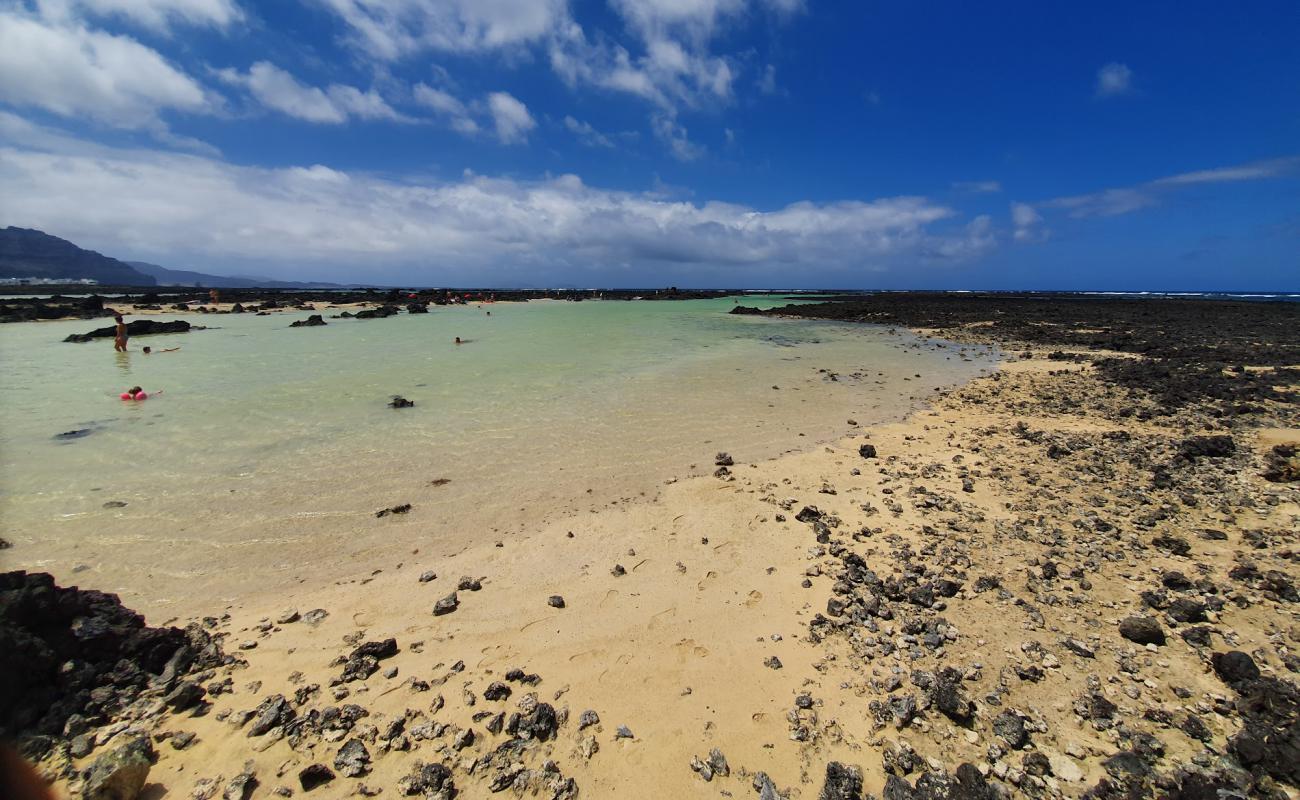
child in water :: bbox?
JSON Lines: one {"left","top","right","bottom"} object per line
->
{"left": 120, "top": 386, "right": 159, "bottom": 401}
{"left": 113, "top": 315, "right": 127, "bottom": 352}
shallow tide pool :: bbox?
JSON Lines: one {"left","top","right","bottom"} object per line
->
{"left": 0, "top": 297, "right": 997, "bottom": 614}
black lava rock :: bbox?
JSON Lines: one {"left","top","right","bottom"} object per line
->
{"left": 818, "top": 761, "right": 863, "bottom": 800}
{"left": 1211, "top": 651, "right": 1261, "bottom": 688}
{"left": 1118, "top": 616, "right": 1166, "bottom": 646}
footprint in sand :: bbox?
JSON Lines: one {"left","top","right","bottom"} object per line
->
{"left": 744, "top": 590, "right": 763, "bottom": 607}
{"left": 599, "top": 588, "right": 619, "bottom": 608}
{"left": 696, "top": 570, "right": 718, "bottom": 591}
{"left": 648, "top": 607, "right": 676, "bottom": 629}
{"left": 568, "top": 647, "right": 606, "bottom": 664}
{"left": 674, "top": 638, "right": 711, "bottom": 659}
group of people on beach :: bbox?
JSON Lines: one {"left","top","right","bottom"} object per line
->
{"left": 112, "top": 313, "right": 175, "bottom": 400}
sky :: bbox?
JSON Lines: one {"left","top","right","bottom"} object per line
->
{"left": 0, "top": 0, "right": 1297, "bottom": 289}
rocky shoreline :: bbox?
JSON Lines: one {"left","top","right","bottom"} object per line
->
{"left": 4, "top": 295, "right": 1298, "bottom": 799}
{"left": 1, "top": 287, "right": 742, "bottom": 323}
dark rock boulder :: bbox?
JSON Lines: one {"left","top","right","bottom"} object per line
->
{"left": 929, "top": 667, "right": 975, "bottom": 724}
{"left": 290, "top": 315, "right": 326, "bottom": 327}
{"left": 298, "top": 764, "right": 334, "bottom": 791}
{"left": 333, "top": 738, "right": 371, "bottom": 777}
{"left": 398, "top": 762, "right": 454, "bottom": 796}
{"left": 1167, "top": 597, "right": 1208, "bottom": 623}
{"left": 1177, "top": 435, "right": 1235, "bottom": 461}
{"left": 1119, "top": 616, "right": 1166, "bottom": 646}
{"left": 0, "top": 571, "right": 225, "bottom": 748}
{"left": 992, "top": 711, "right": 1028, "bottom": 749}
{"left": 818, "top": 761, "right": 863, "bottom": 800}
{"left": 1212, "top": 651, "right": 1261, "bottom": 688}
{"left": 65, "top": 319, "right": 193, "bottom": 343}
{"left": 349, "top": 639, "right": 398, "bottom": 660}
{"left": 1262, "top": 444, "right": 1300, "bottom": 483}
{"left": 514, "top": 702, "right": 558, "bottom": 741}
{"left": 247, "top": 694, "right": 294, "bottom": 736}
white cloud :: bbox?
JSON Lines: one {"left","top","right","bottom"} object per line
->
{"left": 1041, "top": 156, "right": 1300, "bottom": 218}
{"left": 757, "top": 63, "right": 777, "bottom": 94}
{"left": 486, "top": 91, "right": 535, "bottom": 144}
{"left": 0, "top": 117, "right": 994, "bottom": 282}
{"left": 311, "top": 0, "right": 567, "bottom": 59}
{"left": 1010, "top": 201, "right": 1047, "bottom": 242}
{"left": 217, "top": 62, "right": 405, "bottom": 124}
{"left": 0, "top": 10, "right": 214, "bottom": 130}
{"left": 1151, "top": 158, "right": 1300, "bottom": 187}
{"left": 652, "top": 113, "right": 703, "bottom": 161}
{"left": 412, "top": 83, "right": 478, "bottom": 134}
{"left": 312, "top": 0, "right": 799, "bottom": 159}
{"left": 547, "top": 22, "right": 736, "bottom": 112}
{"left": 35, "top": 0, "right": 244, "bottom": 33}
{"left": 563, "top": 115, "right": 612, "bottom": 148}
{"left": 1095, "top": 62, "right": 1132, "bottom": 98}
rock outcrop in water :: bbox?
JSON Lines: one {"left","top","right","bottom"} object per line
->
{"left": 64, "top": 319, "right": 193, "bottom": 343}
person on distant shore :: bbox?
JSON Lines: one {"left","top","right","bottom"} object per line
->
{"left": 142, "top": 346, "right": 179, "bottom": 354}
{"left": 113, "top": 315, "right": 128, "bottom": 352}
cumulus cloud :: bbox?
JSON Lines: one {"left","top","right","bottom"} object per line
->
{"left": 35, "top": 0, "right": 244, "bottom": 33}
{"left": 0, "top": 10, "right": 215, "bottom": 130}
{"left": 0, "top": 117, "right": 995, "bottom": 283}
{"left": 1095, "top": 62, "right": 1133, "bottom": 98}
{"left": 217, "top": 62, "right": 405, "bottom": 124}
{"left": 486, "top": 92, "right": 535, "bottom": 144}
{"left": 310, "top": 0, "right": 567, "bottom": 59}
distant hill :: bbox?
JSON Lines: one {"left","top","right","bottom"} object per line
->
{"left": 127, "top": 261, "right": 345, "bottom": 289}
{"left": 0, "top": 227, "right": 156, "bottom": 285}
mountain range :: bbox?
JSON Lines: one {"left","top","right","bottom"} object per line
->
{"left": 0, "top": 227, "right": 342, "bottom": 288}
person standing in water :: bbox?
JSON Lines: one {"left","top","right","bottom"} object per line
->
{"left": 113, "top": 315, "right": 128, "bottom": 352}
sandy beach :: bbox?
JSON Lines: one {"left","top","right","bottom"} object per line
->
{"left": 4, "top": 295, "right": 1299, "bottom": 800}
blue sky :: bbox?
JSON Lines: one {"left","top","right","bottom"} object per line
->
{"left": 0, "top": 0, "right": 1297, "bottom": 289}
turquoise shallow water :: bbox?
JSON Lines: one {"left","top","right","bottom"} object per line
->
{"left": 0, "top": 297, "right": 996, "bottom": 613}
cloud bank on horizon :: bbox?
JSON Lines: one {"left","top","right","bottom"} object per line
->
{"left": 0, "top": 0, "right": 1296, "bottom": 288}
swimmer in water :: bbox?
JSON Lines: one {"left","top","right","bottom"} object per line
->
{"left": 455, "top": 337, "right": 463, "bottom": 344}
{"left": 113, "top": 315, "right": 128, "bottom": 352}
{"left": 120, "top": 386, "right": 160, "bottom": 400}
{"left": 142, "top": 346, "right": 180, "bottom": 354}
